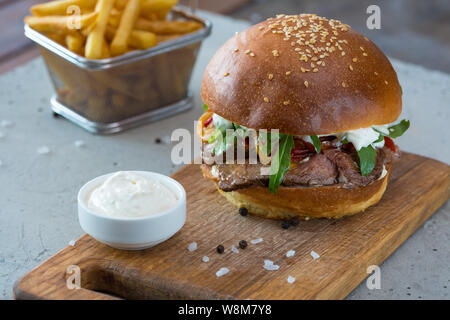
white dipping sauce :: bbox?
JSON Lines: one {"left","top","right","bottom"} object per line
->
{"left": 87, "top": 171, "right": 178, "bottom": 218}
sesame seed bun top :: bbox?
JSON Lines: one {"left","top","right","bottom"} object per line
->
{"left": 201, "top": 14, "right": 402, "bottom": 135}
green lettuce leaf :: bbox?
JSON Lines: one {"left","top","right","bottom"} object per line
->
{"left": 202, "top": 104, "right": 209, "bottom": 112}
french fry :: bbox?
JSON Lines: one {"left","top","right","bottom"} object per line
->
{"left": 114, "top": 0, "right": 128, "bottom": 10}
{"left": 106, "top": 26, "right": 157, "bottom": 50}
{"left": 156, "top": 34, "right": 181, "bottom": 43}
{"left": 45, "top": 32, "right": 66, "bottom": 45}
{"left": 128, "top": 30, "right": 157, "bottom": 49}
{"left": 25, "top": 12, "right": 98, "bottom": 34}
{"left": 140, "top": 0, "right": 177, "bottom": 16}
{"left": 111, "top": 0, "right": 141, "bottom": 56}
{"left": 134, "top": 18, "right": 202, "bottom": 35}
{"left": 101, "top": 38, "right": 111, "bottom": 59}
{"left": 108, "top": 7, "right": 123, "bottom": 28}
{"left": 65, "top": 32, "right": 85, "bottom": 53}
{"left": 31, "top": 0, "right": 96, "bottom": 16}
{"left": 111, "top": 93, "right": 128, "bottom": 108}
{"left": 85, "top": 0, "right": 115, "bottom": 59}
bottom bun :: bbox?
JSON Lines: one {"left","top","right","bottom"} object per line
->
{"left": 214, "top": 167, "right": 391, "bottom": 220}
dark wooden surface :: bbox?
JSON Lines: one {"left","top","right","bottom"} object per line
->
{"left": 13, "top": 153, "right": 449, "bottom": 300}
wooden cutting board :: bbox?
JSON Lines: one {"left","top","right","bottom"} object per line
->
{"left": 13, "top": 152, "right": 449, "bottom": 300}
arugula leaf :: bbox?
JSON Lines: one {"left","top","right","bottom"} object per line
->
{"left": 258, "top": 131, "right": 272, "bottom": 156}
{"left": 202, "top": 104, "right": 209, "bottom": 112}
{"left": 357, "top": 145, "right": 377, "bottom": 176}
{"left": 310, "top": 135, "right": 321, "bottom": 153}
{"left": 268, "top": 134, "right": 294, "bottom": 194}
{"left": 373, "top": 119, "right": 410, "bottom": 139}
{"left": 387, "top": 119, "right": 410, "bottom": 138}
{"left": 341, "top": 135, "right": 349, "bottom": 144}
{"left": 373, "top": 134, "right": 384, "bottom": 143}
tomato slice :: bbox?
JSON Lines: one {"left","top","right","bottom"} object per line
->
{"left": 384, "top": 136, "right": 396, "bottom": 152}
{"left": 204, "top": 116, "right": 213, "bottom": 127}
{"left": 291, "top": 138, "right": 315, "bottom": 162}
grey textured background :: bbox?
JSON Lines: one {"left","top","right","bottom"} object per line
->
{"left": 0, "top": 11, "right": 448, "bottom": 300}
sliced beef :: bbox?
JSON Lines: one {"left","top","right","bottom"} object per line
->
{"left": 203, "top": 146, "right": 396, "bottom": 192}
{"left": 212, "top": 163, "right": 267, "bottom": 191}
{"left": 282, "top": 154, "right": 337, "bottom": 186}
{"left": 322, "top": 149, "right": 384, "bottom": 188}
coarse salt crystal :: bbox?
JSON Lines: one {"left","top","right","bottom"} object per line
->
{"left": 287, "top": 276, "right": 296, "bottom": 284}
{"left": 216, "top": 267, "right": 229, "bottom": 277}
{"left": 286, "top": 250, "right": 295, "bottom": 257}
{"left": 37, "top": 146, "right": 50, "bottom": 154}
{"left": 250, "top": 238, "right": 263, "bottom": 244}
{"left": 231, "top": 245, "right": 239, "bottom": 253}
{"left": 1, "top": 120, "right": 14, "bottom": 128}
{"left": 202, "top": 256, "right": 210, "bottom": 263}
{"left": 187, "top": 242, "right": 197, "bottom": 251}
{"left": 162, "top": 136, "right": 171, "bottom": 144}
{"left": 263, "top": 260, "right": 279, "bottom": 271}
{"left": 74, "top": 140, "right": 85, "bottom": 148}
{"left": 68, "top": 240, "right": 76, "bottom": 246}
{"left": 311, "top": 250, "right": 320, "bottom": 260}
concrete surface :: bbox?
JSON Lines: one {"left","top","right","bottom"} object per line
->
{"left": 232, "top": 0, "right": 450, "bottom": 74}
{"left": 0, "top": 11, "right": 448, "bottom": 300}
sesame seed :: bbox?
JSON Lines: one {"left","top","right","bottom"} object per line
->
{"left": 360, "top": 46, "right": 365, "bottom": 51}
{"left": 249, "top": 52, "right": 255, "bottom": 57}
{"left": 313, "top": 68, "right": 318, "bottom": 72}
{"left": 286, "top": 71, "right": 291, "bottom": 75}
{"left": 363, "top": 52, "right": 368, "bottom": 56}
{"left": 342, "top": 81, "right": 347, "bottom": 87}
{"left": 352, "top": 58, "right": 358, "bottom": 62}
{"left": 304, "top": 80, "right": 309, "bottom": 88}
{"left": 264, "top": 97, "right": 269, "bottom": 102}
{"left": 224, "top": 72, "right": 229, "bottom": 77}
{"left": 244, "top": 49, "right": 250, "bottom": 54}
{"left": 260, "top": 14, "right": 355, "bottom": 72}
{"left": 268, "top": 73, "right": 274, "bottom": 80}
{"left": 374, "top": 72, "right": 378, "bottom": 76}
{"left": 384, "top": 80, "right": 389, "bottom": 85}
{"left": 234, "top": 48, "right": 239, "bottom": 52}
{"left": 349, "top": 65, "right": 353, "bottom": 71}
{"left": 283, "top": 101, "right": 290, "bottom": 105}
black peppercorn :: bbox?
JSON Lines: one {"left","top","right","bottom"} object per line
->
{"left": 239, "top": 207, "right": 248, "bottom": 216}
{"left": 290, "top": 217, "right": 299, "bottom": 226}
{"left": 238, "top": 240, "right": 248, "bottom": 249}
{"left": 155, "top": 137, "right": 162, "bottom": 144}
{"left": 216, "top": 245, "right": 224, "bottom": 254}
{"left": 281, "top": 220, "right": 291, "bottom": 229}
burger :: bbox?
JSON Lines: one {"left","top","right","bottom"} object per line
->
{"left": 197, "top": 14, "right": 409, "bottom": 219}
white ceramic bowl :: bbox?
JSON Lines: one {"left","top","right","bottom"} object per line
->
{"left": 78, "top": 171, "right": 186, "bottom": 250}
